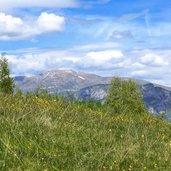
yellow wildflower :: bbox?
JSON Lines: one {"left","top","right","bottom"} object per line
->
{"left": 154, "top": 163, "right": 157, "bottom": 168}
{"left": 144, "top": 166, "right": 147, "bottom": 170}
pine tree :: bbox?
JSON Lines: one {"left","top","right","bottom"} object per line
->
{"left": 0, "top": 53, "right": 15, "bottom": 94}
{"left": 104, "top": 77, "right": 146, "bottom": 115}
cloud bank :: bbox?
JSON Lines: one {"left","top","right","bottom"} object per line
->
{"left": 6, "top": 45, "right": 171, "bottom": 86}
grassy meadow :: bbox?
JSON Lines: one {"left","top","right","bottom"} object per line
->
{"left": 0, "top": 93, "right": 171, "bottom": 170}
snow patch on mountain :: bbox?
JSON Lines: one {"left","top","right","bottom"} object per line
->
{"left": 78, "top": 76, "right": 85, "bottom": 80}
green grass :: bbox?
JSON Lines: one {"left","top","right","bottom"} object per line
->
{"left": 0, "top": 93, "right": 171, "bottom": 171}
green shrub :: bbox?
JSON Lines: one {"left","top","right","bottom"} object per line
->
{"left": 104, "top": 77, "right": 146, "bottom": 115}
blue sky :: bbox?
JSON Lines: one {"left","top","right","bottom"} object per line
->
{"left": 0, "top": 0, "right": 171, "bottom": 85}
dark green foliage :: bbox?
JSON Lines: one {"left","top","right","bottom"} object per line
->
{"left": 0, "top": 55, "right": 15, "bottom": 94}
{"left": 105, "top": 77, "right": 146, "bottom": 115}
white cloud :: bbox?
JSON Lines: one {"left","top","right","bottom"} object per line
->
{"left": 76, "top": 50, "right": 124, "bottom": 70}
{"left": 37, "top": 12, "right": 65, "bottom": 33}
{"left": 85, "top": 50, "right": 123, "bottom": 64}
{"left": 131, "top": 70, "right": 149, "bottom": 77}
{"left": 5, "top": 46, "right": 171, "bottom": 86}
{"left": 0, "top": 12, "right": 24, "bottom": 39}
{"left": 0, "top": 12, "right": 65, "bottom": 40}
{"left": 7, "top": 50, "right": 80, "bottom": 75}
{"left": 0, "top": 0, "right": 78, "bottom": 9}
{"left": 140, "top": 53, "right": 169, "bottom": 67}
{"left": 6, "top": 49, "right": 124, "bottom": 75}
{"left": 131, "top": 62, "right": 145, "bottom": 69}
{"left": 72, "top": 42, "right": 119, "bottom": 51}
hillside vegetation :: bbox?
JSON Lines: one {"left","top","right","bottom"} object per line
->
{"left": 0, "top": 58, "right": 171, "bottom": 170}
{"left": 0, "top": 92, "right": 171, "bottom": 171}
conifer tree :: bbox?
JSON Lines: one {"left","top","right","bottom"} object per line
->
{"left": 0, "top": 53, "right": 15, "bottom": 94}
{"left": 105, "top": 77, "right": 146, "bottom": 115}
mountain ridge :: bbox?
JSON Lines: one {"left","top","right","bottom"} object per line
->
{"left": 14, "top": 69, "right": 171, "bottom": 117}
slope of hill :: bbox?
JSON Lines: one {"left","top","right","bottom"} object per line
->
{"left": 1, "top": 93, "right": 171, "bottom": 170}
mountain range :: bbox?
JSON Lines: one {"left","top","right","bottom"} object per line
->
{"left": 14, "top": 69, "right": 171, "bottom": 119}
